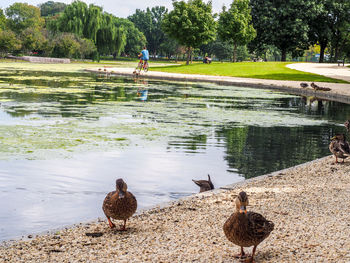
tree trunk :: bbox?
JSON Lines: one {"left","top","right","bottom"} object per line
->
{"left": 281, "top": 48, "right": 287, "bottom": 61}
{"left": 186, "top": 47, "right": 191, "bottom": 65}
{"left": 319, "top": 42, "right": 327, "bottom": 63}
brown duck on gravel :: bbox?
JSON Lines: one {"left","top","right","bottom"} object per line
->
{"left": 223, "top": 191, "right": 274, "bottom": 263}
{"left": 192, "top": 174, "right": 214, "bottom": 192}
{"left": 102, "top": 178, "right": 137, "bottom": 230}
{"left": 329, "top": 134, "right": 350, "bottom": 163}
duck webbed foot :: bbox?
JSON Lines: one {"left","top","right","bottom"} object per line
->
{"left": 242, "top": 257, "right": 256, "bottom": 263}
{"left": 107, "top": 217, "right": 116, "bottom": 228}
{"left": 234, "top": 247, "right": 248, "bottom": 259}
{"left": 117, "top": 220, "right": 127, "bottom": 231}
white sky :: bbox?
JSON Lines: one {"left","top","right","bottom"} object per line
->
{"left": 0, "top": 0, "right": 233, "bottom": 18}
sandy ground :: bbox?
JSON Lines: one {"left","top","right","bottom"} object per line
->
{"left": 1, "top": 155, "right": 350, "bottom": 262}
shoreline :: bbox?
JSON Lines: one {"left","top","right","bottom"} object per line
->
{"left": 2, "top": 155, "right": 350, "bottom": 262}
{"left": 86, "top": 66, "right": 350, "bottom": 104}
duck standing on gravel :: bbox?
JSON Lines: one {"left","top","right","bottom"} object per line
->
{"left": 223, "top": 191, "right": 274, "bottom": 263}
{"left": 192, "top": 174, "right": 214, "bottom": 193}
{"left": 329, "top": 134, "right": 350, "bottom": 163}
{"left": 102, "top": 178, "right": 137, "bottom": 230}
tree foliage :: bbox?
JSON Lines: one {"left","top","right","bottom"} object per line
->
{"left": 250, "top": 0, "right": 312, "bottom": 61}
{"left": 39, "top": 1, "right": 66, "bottom": 17}
{"left": 218, "top": 0, "right": 256, "bottom": 62}
{"left": 0, "top": 9, "right": 6, "bottom": 30}
{"left": 128, "top": 6, "right": 168, "bottom": 55}
{"left": 0, "top": 30, "right": 21, "bottom": 56}
{"left": 114, "top": 18, "right": 146, "bottom": 56}
{"left": 6, "top": 3, "right": 44, "bottom": 34}
{"left": 162, "top": 0, "right": 216, "bottom": 64}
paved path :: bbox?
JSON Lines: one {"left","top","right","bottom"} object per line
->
{"left": 287, "top": 63, "right": 350, "bottom": 82}
{"left": 86, "top": 63, "right": 350, "bottom": 104}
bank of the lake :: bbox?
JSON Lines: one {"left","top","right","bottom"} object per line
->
{"left": 1, "top": 155, "right": 349, "bottom": 262}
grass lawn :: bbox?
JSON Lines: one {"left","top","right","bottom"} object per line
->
{"left": 152, "top": 62, "right": 348, "bottom": 83}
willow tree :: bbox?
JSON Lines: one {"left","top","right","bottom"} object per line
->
{"left": 57, "top": 0, "right": 88, "bottom": 38}
{"left": 218, "top": 0, "right": 255, "bottom": 62}
{"left": 114, "top": 17, "right": 146, "bottom": 56}
{"left": 96, "top": 14, "right": 126, "bottom": 56}
{"left": 162, "top": 0, "right": 216, "bottom": 65}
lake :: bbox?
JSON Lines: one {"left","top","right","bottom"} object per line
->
{"left": 0, "top": 64, "right": 348, "bottom": 241}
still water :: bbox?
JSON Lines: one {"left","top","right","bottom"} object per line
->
{"left": 0, "top": 68, "right": 348, "bottom": 241}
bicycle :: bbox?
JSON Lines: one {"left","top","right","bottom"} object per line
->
{"left": 134, "top": 59, "right": 149, "bottom": 74}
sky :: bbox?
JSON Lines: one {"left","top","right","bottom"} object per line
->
{"left": 0, "top": 0, "right": 233, "bottom": 18}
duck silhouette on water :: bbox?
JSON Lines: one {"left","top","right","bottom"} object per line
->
{"left": 192, "top": 174, "right": 214, "bottom": 193}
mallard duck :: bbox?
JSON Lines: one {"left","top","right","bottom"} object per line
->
{"left": 329, "top": 134, "right": 350, "bottom": 163}
{"left": 223, "top": 191, "right": 274, "bottom": 263}
{"left": 192, "top": 174, "right": 214, "bottom": 193}
{"left": 300, "top": 82, "right": 308, "bottom": 88}
{"left": 102, "top": 178, "right": 137, "bottom": 230}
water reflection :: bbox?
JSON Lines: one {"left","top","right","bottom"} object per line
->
{"left": 1, "top": 68, "right": 350, "bottom": 241}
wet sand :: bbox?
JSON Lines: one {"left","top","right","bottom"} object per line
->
{"left": 1, "top": 155, "right": 349, "bottom": 262}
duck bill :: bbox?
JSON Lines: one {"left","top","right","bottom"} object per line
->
{"left": 118, "top": 191, "right": 125, "bottom": 199}
{"left": 239, "top": 206, "right": 247, "bottom": 214}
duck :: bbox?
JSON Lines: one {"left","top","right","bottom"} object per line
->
{"left": 300, "top": 82, "right": 308, "bottom": 88}
{"left": 102, "top": 178, "right": 137, "bottom": 230}
{"left": 329, "top": 134, "right": 350, "bottom": 163}
{"left": 223, "top": 191, "right": 274, "bottom": 263}
{"left": 310, "top": 82, "right": 331, "bottom": 91}
{"left": 192, "top": 174, "right": 214, "bottom": 193}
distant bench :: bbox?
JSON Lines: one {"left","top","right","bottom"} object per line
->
{"left": 337, "top": 60, "right": 345, "bottom": 66}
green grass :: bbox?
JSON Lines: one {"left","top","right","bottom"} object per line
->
{"left": 152, "top": 62, "right": 348, "bottom": 83}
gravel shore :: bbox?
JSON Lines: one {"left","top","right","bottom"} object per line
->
{"left": 1, "top": 155, "right": 349, "bottom": 262}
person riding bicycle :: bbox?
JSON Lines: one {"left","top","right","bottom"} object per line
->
{"left": 138, "top": 46, "right": 149, "bottom": 63}
{"left": 134, "top": 46, "right": 149, "bottom": 74}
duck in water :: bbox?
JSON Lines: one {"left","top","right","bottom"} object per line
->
{"left": 192, "top": 174, "right": 214, "bottom": 193}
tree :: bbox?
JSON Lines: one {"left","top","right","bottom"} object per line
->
{"left": 114, "top": 18, "right": 146, "bottom": 56}
{"left": 0, "top": 9, "right": 6, "bottom": 30}
{"left": 6, "top": 3, "right": 44, "bottom": 34}
{"left": 162, "top": 0, "right": 216, "bottom": 65}
{"left": 250, "top": 0, "right": 312, "bottom": 61}
{"left": 20, "top": 28, "right": 47, "bottom": 53}
{"left": 218, "top": 0, "right": 256, "bottom": 62}
{"left": 327, "top": 1, "right": 350, "bottom": 62}
{"left": 128, "top": 6, "right": 168, "bottom": 56}
{"left": 51, "top": 33, "right": 80, "bottom": 58}
{"left": 39, "top": 1, "right": 66, "bottom": 17}
{"left": 51, "top": 1, "right": 126, "bottom": 58}
{"left": 0, "top": 30, "right": 21, "bottom": 57}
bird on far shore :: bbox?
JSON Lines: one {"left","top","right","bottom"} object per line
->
{"left": 329, "top": 134, "right": 350, "bottom": 163}
{"left": 192, "top": 174, "right": 214, "bottom": 193}
{"left": 223, "top": 191, "right": 274, "bottom": 263}
{"left": 310, "top": 82, "right": 331, "bottom": 91}
{"left": 102, "top": 178, "right": 137, "bottom": 231}
{"left": 300, "top": 82, "right": 308, "bottom": 88}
